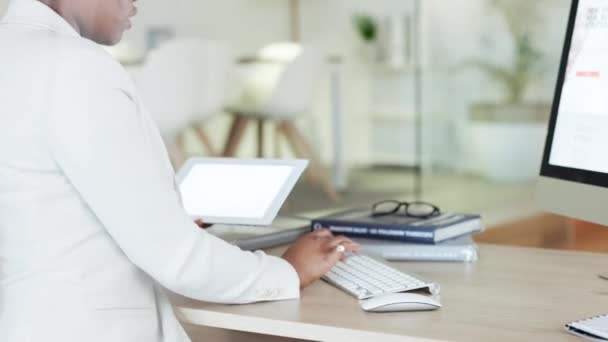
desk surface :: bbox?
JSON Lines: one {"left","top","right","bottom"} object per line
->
{"left": 172, "top": 245, "right": 608, "bottom": 342}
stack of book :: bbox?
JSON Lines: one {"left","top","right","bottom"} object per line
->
{"left": 311, "top": 209, "right": 483, "bottom": 262}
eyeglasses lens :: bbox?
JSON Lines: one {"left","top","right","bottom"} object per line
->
{"left": 373, "top": 201, "right": 401, "bottom": 215}
{"left": 407, "top": 203, "right": 437, "bottom": 217}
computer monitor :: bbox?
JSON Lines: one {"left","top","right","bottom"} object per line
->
{"left": 538, "top": 0, "right": 608, "bottom": 226}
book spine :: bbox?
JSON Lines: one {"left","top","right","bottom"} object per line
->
{"left": 311, "top": 220, "right": 436, "bottom": 244}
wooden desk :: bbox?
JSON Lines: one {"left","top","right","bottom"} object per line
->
{"left": 171, "top": 245, "right": 608, "bottom": 341}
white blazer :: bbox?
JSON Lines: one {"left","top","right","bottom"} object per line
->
{"left": 0, "top": 1, "right": 299, "bottom": 341}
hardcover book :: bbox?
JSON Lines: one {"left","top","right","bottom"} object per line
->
{"left": 311, "top": 209, "right": 483, "bottom": 244}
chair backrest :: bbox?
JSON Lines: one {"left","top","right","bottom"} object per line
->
{"left": 267, "top": 47, "right": 324, "bottom": 118}
{"left": 259, "top": 42, "right": 303, "bottom": 62}
{"left": 247, "top": 42, "right": 324, "bottom": 118}
{"left": 196, "top": 41, "right": 235, "bottom": 118}
{"left": 137, "top": 39, "right": 234, "bottom": 138}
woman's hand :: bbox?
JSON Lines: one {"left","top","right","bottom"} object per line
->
{"left": 195, "top": 219, "right": 213, "bottom": 229}
{"left": 282, "top": 229, "right": 360, "bottom": 289}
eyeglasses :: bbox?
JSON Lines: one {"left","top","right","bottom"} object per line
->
{"left": 371, "top": 200, "right": 441, "bottom": 219}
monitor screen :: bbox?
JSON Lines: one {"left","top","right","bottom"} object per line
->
{"left": 542, "top": 0, "right": 608, "bottom": 187}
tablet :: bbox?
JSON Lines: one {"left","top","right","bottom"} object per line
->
{"left": 176, "top": 158, "right": 308, "bottom": 226}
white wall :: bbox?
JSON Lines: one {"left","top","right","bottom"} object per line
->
{"left": 0, "top": 1, "right": 290, "bottom": 55}
{"left": 127, "top": 0, "right": 290, "bottom": 55}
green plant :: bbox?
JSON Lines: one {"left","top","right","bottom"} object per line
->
{"left": 468, "top": 0, "right": 546, "bottom": 104}
{"left": 353, "top": 14, "right": 377, "bottom": 43}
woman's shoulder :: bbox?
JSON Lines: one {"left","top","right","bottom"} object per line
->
{"left": 51, "top": 36, "right": 135, "bottom": 92}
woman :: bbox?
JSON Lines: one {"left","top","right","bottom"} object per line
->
{"left": 0, "top": 0, "right": 358, "bottom": 341}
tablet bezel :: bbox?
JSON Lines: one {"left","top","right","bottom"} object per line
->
{"left": 176, "top": 158, "right": 308, "bottom": 226}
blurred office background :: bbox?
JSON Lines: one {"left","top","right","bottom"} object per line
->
{"left": 4, "top": 0, "right": 607, "bottom": 250}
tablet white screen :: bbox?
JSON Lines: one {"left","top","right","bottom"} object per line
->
{"left": 179, "top": 163, "right": 294, "bottom": 219}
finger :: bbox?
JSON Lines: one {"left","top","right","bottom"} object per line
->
{"left": 313, "top": 228, "right": 333, "bottom": 238}
{"left": 323, "top": 247, "right": 346, "bottom": 268}
{"left": 324, "top": 240, "right": 360, "bottom": 263}
{"left": 348, "top": 243, "right": 361, "bottom": 254}
{"left": 334, "top": 242, "right": 360, "bottom": 259}
{"left": 340, "top": 241, "right": 360, "bottom": 252}
{"left": 311, "top": 230, "right": 334, "bottom": 241}
{"left": 328, "top": 235, "right": 355, "bottom": 246}
{"left": 327, "top": 236, "right": 358, "bottom": 249}
{"left": 328, "top": 240, "right": 360, "bottom": 261}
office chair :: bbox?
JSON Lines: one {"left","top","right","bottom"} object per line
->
{"left": 137, "top": 38, "right": 233, "bottom": 166}
{"left": 224, "top": 42, "right": 339, "bottom": 201}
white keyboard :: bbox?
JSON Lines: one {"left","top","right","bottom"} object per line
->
{"left": 323, "top": 254, "right": 439, "bottom": 300}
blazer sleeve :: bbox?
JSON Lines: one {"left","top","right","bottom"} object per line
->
{"left": 45, "top": 53, "right": 300, "bottom": 304}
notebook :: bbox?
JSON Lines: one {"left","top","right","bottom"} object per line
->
{"left": 566, "top": 313, "right": 608, "bottom": 341}
{"left": 356, "top": 235, "right": 478, "bottom": 262}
